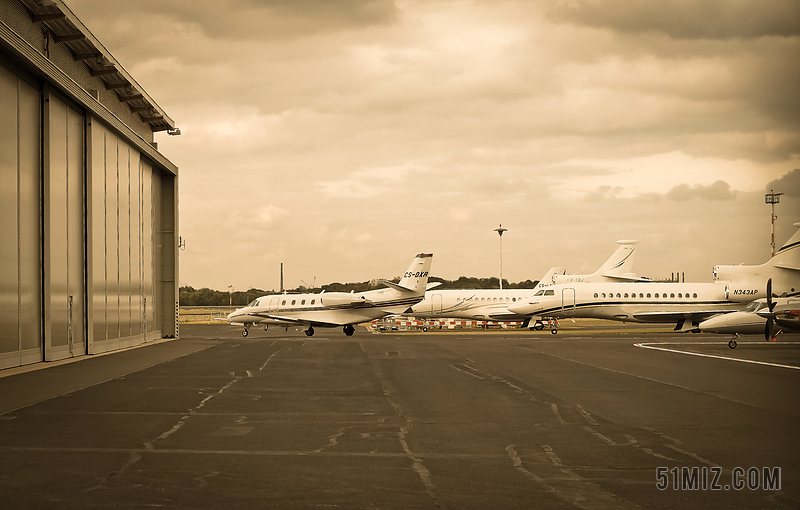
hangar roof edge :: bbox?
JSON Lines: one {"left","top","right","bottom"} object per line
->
{"left": 18, "top": 0, "right": 177, "bottom": 134}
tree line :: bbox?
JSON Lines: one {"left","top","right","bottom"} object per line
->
{"left": 179, "top": 276, "right": 539, "bottom": 307}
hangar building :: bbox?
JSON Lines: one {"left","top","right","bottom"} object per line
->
{"left": 0, "top": 0, "right": 179, "bottom": 369}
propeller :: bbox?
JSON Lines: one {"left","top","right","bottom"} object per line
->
{"left": 764, "top": 278, "right": 778, "bottom": 341}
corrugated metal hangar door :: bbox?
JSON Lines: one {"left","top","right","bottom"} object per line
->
{"left": 44, "top": 91, "right": 86, "bottom": 361}
{"left": 0, "top": 58, "right": 175, "bottom": 370}
{"left": 0, "top": 62, "right": 42, "bottom": 369}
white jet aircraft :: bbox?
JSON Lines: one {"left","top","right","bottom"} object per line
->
{"left": 713, "top": 221, "right": 800, "bottom": 300}
{"left": 699, "top": 278, "right": 800, "bottom": 348}
{"left": 227, "top": 253, "right": 434, "bottom": 337}
{"left": 403, "top": 240, "right": 645, "bottom": 329}
{"left": 508, "top": 224, "right": 800, "bottom": 334}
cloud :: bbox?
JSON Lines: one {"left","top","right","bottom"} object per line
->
{"left": 256, "top": 205, "right": 289, "bottom": 224}
{"left": 766, "top": 168, "right": 800, "bottom": 197}
{"left": 69, "top": 0, "right": 800, "bottom": 290}
{"left": 546, "top": 0, "right": 800, "bottom": 40}
{"left": 665, "top": 180, "right": 737, "bottom": 201}
{"left": 73, "top": 0, "right": 399, "bottom": 44}
{"left": 585, "top": 185, "right": 624, "bottom": 202}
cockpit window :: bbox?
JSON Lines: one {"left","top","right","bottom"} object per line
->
{"left": 534, "top": 290, "right": 545, "bottom": 296}
{"left": 247, "top": 299, "right": 258, "bottom": 307}
{"left": 741, "top": 300, "right": 766, "bottom": 313}
{"left": 544, "top": 290, "right": 554, "bottom": 296}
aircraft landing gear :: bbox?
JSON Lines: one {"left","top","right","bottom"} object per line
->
{"left": 305, "top": 326, "right": 315, "bottom": 337}
{"left": 551, "top": 329, "right": 558, "bottom": 335}
{"left": 242, "top": 328, "right": 249, "bottom": 337}
{"left": 343, "top": 324, "right": 355, "bottom": 336}
{"left": 728, "top": 338, "right": 737, "bottom": 349}
{"left": 533, "top": 321, "right": 544, "bottom": 331}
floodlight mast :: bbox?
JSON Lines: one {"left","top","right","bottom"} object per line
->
{"left": 494, "top": 224, "right": 508, "bottom": 290}
{"left": 765, "top": 190, "right": 783, "bottom": 257}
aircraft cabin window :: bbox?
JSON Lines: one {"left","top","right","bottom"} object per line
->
{"left": 670, "top": 293, "right": 675, "bottom": 298}
{"left": 678, "top": 293, "right": 682, "bottom": 298}
{"left": 311, "top": 299, "right": 316, "bottom": 305}
{"left": 655, "top": 293, "right": 659, "bottom": 298}
{"left": 693, "top": 293, "right": 697, "bottom": 298}
{"left": 601, "top": 293, "right": 606, "bottom": 298}
{"left": 291, "top": 300, "right": 296, "bottom": 305}
{"left": 512, "top": 298, "right": 516, "bottom": 302}
{"left": 624, "top": 293, "right": 628, "bottom": 298}
{"left": 301, "top": 299, "right": 306, "bottom": 305}
{"left": 281, "top": 300, "right": 287, "bottom": 305}
{"left": 646, "top": 293, "right": 651, "bottom": 298}
{"left": 594, "top": 293, "right": 598, "bottom": 298}
{"left": 616, "top": 293, "right": 621, "bottom": 298}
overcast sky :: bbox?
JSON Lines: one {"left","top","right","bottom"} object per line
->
{"left": 71, "top": 0, "right": 800, "bottom": 291}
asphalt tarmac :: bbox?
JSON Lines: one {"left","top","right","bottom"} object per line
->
{"left": 1, "top": 324, "right": 798, "bottom": 509}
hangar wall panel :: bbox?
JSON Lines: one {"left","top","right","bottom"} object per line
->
{"left": 130, "top": 151, "right": 141, "bottom": 337}
{"left": 118, "top": 142, "right": 131, "bottom": 339}
{"left": 88, "top": 121, "right": 164, "bottom": 353}
{"left": 90, "top": 119, "right": 106, "bottom": 344}
{"left": 142, "top": 161, "right": 156, "bottom": 335}
{"left": 106, "top": 133, "right": 119, "bottom": 341}
{"left": 0, "top": 64, "right": 20, "bottom": 367}
{"left": 45, "top": 92, "right": 85, "bottom": 361}
{"left": 67, "top": 101, "right": 85, "bottom": 356}
{"left": 0, "top": 62, "right": 42, "bottom": 370}
{"left": 17, "top": 71, "right": 41, "bottom": 363}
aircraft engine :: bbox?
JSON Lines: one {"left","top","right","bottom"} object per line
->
{"left": 321, "top": 293, "right": 370, "bottom": 307}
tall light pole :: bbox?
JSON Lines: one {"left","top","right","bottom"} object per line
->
{"left": 494, "top": 224, "right": 507, "bottom": 289}
{"left": 228, "top": 285, "right": 233, "bottom": 310}
{"left": 765, "top": 190, "right": 783, "bottom": 257}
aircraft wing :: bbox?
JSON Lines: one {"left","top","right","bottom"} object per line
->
{"left": 249, "top": 311, "right": 357, "bottom": 328}
{"left": 246, "top": 312, "right": 307, "bottom": 324}
{"left": 486, "top": 312, "right": 529, "bottom": 321}
{"left": 600, "top": 274, "right": 651, "bottom": 282}
{"left": 631, "top": 310, "right": 733, "bottom": 322}
{"left": 774, "top": 262, "right": 800, "bottom": 271}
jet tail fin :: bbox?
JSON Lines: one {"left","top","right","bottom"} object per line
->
{"left": 535, "top": 267, "right": 566, "bottom": 288}
{"left": 383, "top": 253, "right": 433, "bottom": 295}
{"left": 772, "top": 222, "right": 800, "bottom": 270}
{"left": 595, "top": 240, "right": 639, "bottom": 276}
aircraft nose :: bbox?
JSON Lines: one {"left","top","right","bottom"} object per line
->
{"left": 697, "top": 315, "right": 726, "bottom": 333}
{"left": 509, "top": 301, "right": 538, "bottom": 315}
